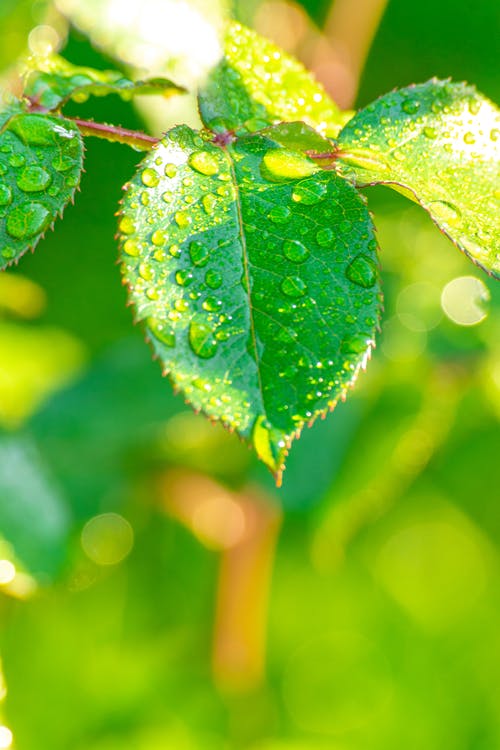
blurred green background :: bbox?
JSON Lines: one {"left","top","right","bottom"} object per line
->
{"left": 0, "top": 1, "right": 499, "bottom": 748}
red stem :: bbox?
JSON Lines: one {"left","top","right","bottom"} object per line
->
{"left": 70, "top": 118, "right": 159, "bottom": 150}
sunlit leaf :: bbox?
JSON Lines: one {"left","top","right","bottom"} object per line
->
{"left": 118, "top": 125, "right": 381, "bottom": 482}
{"left": 337, "top": 79, "right": 500, "bottom": 278}
{"left": 0, "top": 99, "right": 84, "bottom": 270}
{"left": 24, "top": 54, "right": 185, "bottom": 111}
{"left": 199, "top": 22, "right": 348, "bottom": 137}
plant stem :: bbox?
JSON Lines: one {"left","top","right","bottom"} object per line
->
{"left": 70, "top": 117, "right": 159, "bottom": 150}
{"left": 312, "top": 0, "right": 390, "bottom": 108}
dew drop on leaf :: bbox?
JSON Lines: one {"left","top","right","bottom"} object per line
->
{"left": 428, "top": 200, "right": 461, "bottom": 226}
{"left": 188, "top": 150, "right": 219, "bottom": 176}
{"left": 189, "top": 241, "right": 210, "bottom": 266}
{"left": 202, "top": 193, "right": 217, "bottom": 214}
{"left": 401, "top": 99, "right": 420, "bottom": 114}
{"left": 0, "top": 184, "right": 12, "bottom": 206}
{"left": 141, "top": 168, "right": 160, "bottom": 187}
{"left": 261, "top": 149, "right": 318, "bottom": 180}
{"left": 189, "top": 317, "right": 218, "bottom": 358}
{"left": 6, "top": 202, "right": 51, "bottom": 239}
{"left": 291, "top": 180, "right": 328, "bottom": 205}
{"left": 175, "top": 269, "right": 194, "bottom": 286}
{"left": 281, "top": 275, "right": 307, "bottom": 297}
{"left": 16, "top": 165, "right": 51, "bottom": 192}
{"left": 123, "top": 239, "right": 141, "bottom": 257}
{"left": 283, "top": 239, "right": 310, "bottom": 263}
{"left": 148, "top": 318, "right": 176, "bottom": 347}
{"left": 316, "top": 227, "right": 334, "bottom": 246}
{"left": 205, "top": 269, "right": 222, "bottom": 289}
{"left": 151, "top": 229, "right": 166, "bottom": 246}
{"left": 345, "top": 254, "right": 378, "bottom": 288}
{"left": 175, "top": 210, "right": 192, "bottom": 228}
{"left": 268, "top": 205, "right": 292, "bottom": 224}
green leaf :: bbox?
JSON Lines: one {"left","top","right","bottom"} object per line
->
{"left": 118, "top": 125, "right": 381, "bottom": 482}
{"left": 0, "top": 433, "right": 70, "bottom": 578}
{"left": 23, "top": 54, "right": 185, "bottom": 111}
{"left": 337, "top": 79, "right": 500, "bottom": 278}
{"left": 0, "top": 101, "right": 84, "bottom": 270}
{"left": 199, "top": 21, "right": 348, "bottom": 138}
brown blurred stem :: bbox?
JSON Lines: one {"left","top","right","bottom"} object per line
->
{"left": 312, "top": 0, "right": 390, "bottom": 108}
{"left": 212, "top": 488, "right": 282, "bottom": 693}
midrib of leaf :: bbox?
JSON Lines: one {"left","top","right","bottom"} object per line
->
{"left": 225, "top": 148, "right": 267, "bottom": 419}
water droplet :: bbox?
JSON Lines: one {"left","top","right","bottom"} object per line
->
{"left": 342, "top": 334, "right": 370, "bottom": 354}
{"left": 175, "top": 269, "right": 194, "bottom": 286}
{"left": 202, "top": 193, "right": 217, "bottom": 214}
{"left": 316, "top": 228, "right": 334, "bottom": 246}
{"left": 468, "top": 99, "right": 481, "bottom": 115}
{"left": 281, "top": 275, "right": 307, "bottom": 297}
{"left": 188, "top": 150, "right": 219, "bottom": 176}
{"left": 169, "top": 244, "right": 181, "bottom": 258}
{"left": 151, "top": 229, "right": 166, "bottom": 246}
{"left": 175, "top": 211, "right": 192, "bottom": 228}
{"left": 154, "top": 248, "right": 167, "bottom": 261}
{"left": 9, "top": 153, "right": 25, "bottom": 168}
{"left": 346, "top": 254, "right": 377, "bottom": 288}
{"left": 262, "top": 149, "right": 318, "bottom": 180}
{"left": 51, "top": 154, "right": 74, "bottom": 172}
{"left": 164, "top": 163, "right": 177, "bottom": 178}
{"left": 202, "top": 296, "right": 222, "bottom": 312}
{"left": 268, "top": 205, "right": 291, "bottom": 224}
{"left": 148, "top": 318, "right": 175, "bottom": 347}
{"left": 490, "top": 129, "right": 500, "bottom": 142}
{"left": 423, "top": 126, "right": 437, "bottom": 139}
{"left": 283, "top": 239, "right": 310, "bottom": 263}
{"left": 463, "top": 132, "right": 476, "bottom": 145}
{"left": 123, "top": 239, "right": 141, "bottom": 257}
{"left": 16, "top": 165, "right": 51, "bottom": 192}
{"left": 174, "top": 298, "right": 189, "bottom": 312}
{"left": 189, "top": 317, "right": 218, "bottom": 358}
{"left": 141, "top": 168, "right": 159, "bottom": 187}
{"left": 141, "top": 191, "right": 150, "bottom": 206}
{"left": 139, "top": 262, "right": 154, "bottom": 281}
{"left": 6, "top": 201, "right": 50, "bottom": 239}
{"left": 429, "top": 200, "right": 461, "bottom": 226}
{"left": 252, "top": 415, "right": 287, "bottom": 473}
{"left": 0, "top": 184, "right": 12, "bottom": 206}
{"left": 205, "top": 269, "right": 222, "bottom": 289}
{"left": 189, "top": 241, "right": 209, "bottom": 266}
{"left": 401, "top": 99, "right": 419, "bottom": 115}
{"left": 291, "top": 180, "right": 327, "bottom": 205}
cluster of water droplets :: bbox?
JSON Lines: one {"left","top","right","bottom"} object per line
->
{"left": 222, "top": 22, "right": 340, "bottom": 137}
{"left": 0, "top": 112, "right": 82, "bottom": 265}
{"left": 339, "top": 80, "right": 500, "bottom": 276}
{"left": 120, "top": 126, "right": 381, "bottom": 468}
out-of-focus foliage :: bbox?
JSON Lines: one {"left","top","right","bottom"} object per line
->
{"left": 0, "top": 1, "right": 499, "bottom": 749}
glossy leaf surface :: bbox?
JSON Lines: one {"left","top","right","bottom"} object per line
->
{"left": 119, "top": 125, "right": 381, "bottom": 481}
{"left": 337, "top": 80, "right": 500, "bottom": 278}
{"left": 24, "top": 54, "right": 185, "bottom": 111}
{"left": 199, "top": 22, "right": 347, "bottom": 137}
{"left": 0, "top": 101, "right": 84, "bottom": 270}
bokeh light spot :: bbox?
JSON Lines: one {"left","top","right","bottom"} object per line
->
{"left": 81, "top": 513, "right": 134, "bottom": 566}
{"left": 441, "top": 275, "right": 490, "bottom": 326}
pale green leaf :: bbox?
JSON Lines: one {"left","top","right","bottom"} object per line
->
{"left": 199, "top": 22, "right": 348, "bottom": 137}
{"left": 337, "top": 79, "right": 500, "bottom": 278}
{"left": 0, "top": 100, "right": 84, "bottom": 270}
{"left": 23, "top": 54, "right": 185, "bottom": 111}
{"left": 118, "top": 125, "right": 381, "bottom": 482}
